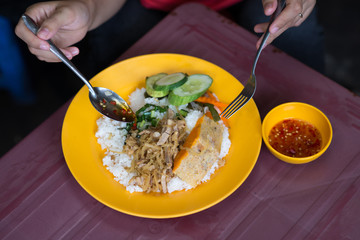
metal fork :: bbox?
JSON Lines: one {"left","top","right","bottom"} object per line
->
{"left": 220, "top": 0, "right": 285, "bottom": 119}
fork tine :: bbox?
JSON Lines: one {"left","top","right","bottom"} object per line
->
{"left": 225, "top": 80, "right": 256, "bottom": 118}
{"left": 222, "top": 94, "right": 246, "bottom": 118}
{"left": 222, "top": 81, "right": 254, "bottom": 118}
{"left": 220, "top": 93, "right": 242, "bottom": 117}
{"left": 223, "top": 95, "right": 249, "bottom": 119}
{"left": 220, "top": 92, "right": 242, "bottom": 116}
{"left": 221, "top": 82, "right": 251, "bottom": 118}
{"left": 221, "top": 74, "right": 256, "bottom": 119}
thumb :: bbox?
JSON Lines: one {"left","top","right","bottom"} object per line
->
{"left": 37, "top": 8, "right": 73, "bottom": 40}
{"left": 263, "top": 0, "right": 277, "bottom": 16}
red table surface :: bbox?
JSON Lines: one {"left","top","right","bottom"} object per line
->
{"left": 1, "top": 3, "right": 360, "bottom": 239}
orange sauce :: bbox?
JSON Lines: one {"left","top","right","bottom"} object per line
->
{"left": 268, "top": 119, "right": 322, "bottom": 158}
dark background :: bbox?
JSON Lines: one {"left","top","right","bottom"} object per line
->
{"left": 0, "top": 0, "right": 359, "bottom": 157}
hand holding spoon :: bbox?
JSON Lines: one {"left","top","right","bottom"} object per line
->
{"left": 22, "top": 14, "right": 135, "bottom": 122}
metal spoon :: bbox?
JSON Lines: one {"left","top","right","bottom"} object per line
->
{"left": 22, "top": 14, "right": 135, "bottom": 122}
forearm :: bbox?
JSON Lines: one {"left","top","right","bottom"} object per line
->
{"left": 78, "top": 0, "right": 127, "bottom": 30}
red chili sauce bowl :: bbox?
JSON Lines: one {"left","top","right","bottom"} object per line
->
{"left": 262, "top": 102, "right": 333, "bottom": 164}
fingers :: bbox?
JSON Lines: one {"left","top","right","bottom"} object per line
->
{"left": 36, "top": 8, "right": 75, "bottom": 41}
{"left": 16, "top": 17, "right": 79, "bottom": 62}
{"left": 16, "top": 16, "right": 78, "bottom": 62}
{"left": 255, "top": 0, "right": 316, "bottom": 48}
{"left": 14, "top": 2, "right": 81, "bottom": 62}
{"left": 262, "top": 0, "right": 277, "bottom": 16}
{"left": 15, "top": 14, "right": 49, "bottom": 49}
{"left": 28, "top": 45, "right": 79, "bottom": 62}
{"left": 269, "top": 0, "right": 303, "bottom": 33}
{"left": 293, "top": 1, "right": 315, "bottom": 27}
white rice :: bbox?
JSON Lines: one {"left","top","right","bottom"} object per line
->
{"left": 128, "top": 88, "right": 146, "bottom": 112}
{"left": 95, "top": 117, "right": 127, "bottom": 153}
{"left": 184, "top": 110, "right": 203, "bottom": 133}
{"left": 96, "top": 88, "right": 231, "bottom": 193}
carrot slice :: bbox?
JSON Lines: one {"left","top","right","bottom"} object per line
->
{"left": 206, "top": 90, "right": 218, "bottom": 100}
{"left": 195, "top": 96, "right": 228, "bottom": 109}
{"left": 195, "top": 93, "right": 230, "bottom": 127}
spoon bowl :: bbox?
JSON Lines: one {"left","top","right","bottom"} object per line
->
{"left": 22, "top": 14, "right": 135, "bottom": 122}
{"left": 90, "top": 87, "right": 135, "bottom": 122}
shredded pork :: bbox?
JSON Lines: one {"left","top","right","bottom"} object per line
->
{"left": 124, "top": 109, "right": 187, "bottom": 193}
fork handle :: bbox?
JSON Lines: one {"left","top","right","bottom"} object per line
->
{"left": 252, "top": 0, "right": 285, "bottom": 75}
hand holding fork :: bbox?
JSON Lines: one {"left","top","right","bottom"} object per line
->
{"left": 220, "top": 0, "right": 285, "bottom": 119}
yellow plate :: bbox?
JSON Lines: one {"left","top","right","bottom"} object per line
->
{"left": 62, "top": 53, "right": 262, "bottom": 218}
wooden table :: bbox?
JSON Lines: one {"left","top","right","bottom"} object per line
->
{"left": 1, "top": 3, "right": 359, "bottom": 239}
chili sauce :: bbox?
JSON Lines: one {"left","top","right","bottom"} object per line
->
{"left": 268, "top": 119, "right": 322, "bottom": 158}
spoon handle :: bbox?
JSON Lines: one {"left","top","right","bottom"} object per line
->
{"left": 21, "top": 14, "right": 96, "bottom": 96}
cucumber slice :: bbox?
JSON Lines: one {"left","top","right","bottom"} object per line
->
{"left": 168, "top": 74, "right": 213, "bottom": 106}
{"left": 153, "top": 72, "right": 187, "bottom": 91}
{"left": 145, "top": 73, "right": 169, "bottom": 97}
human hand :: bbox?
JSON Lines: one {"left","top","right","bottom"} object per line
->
{"left": 15, "top": 1, "right": 92, "bottom": 62}
{"left": 254, "top": 0, "right": 316, "bottom": 49}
